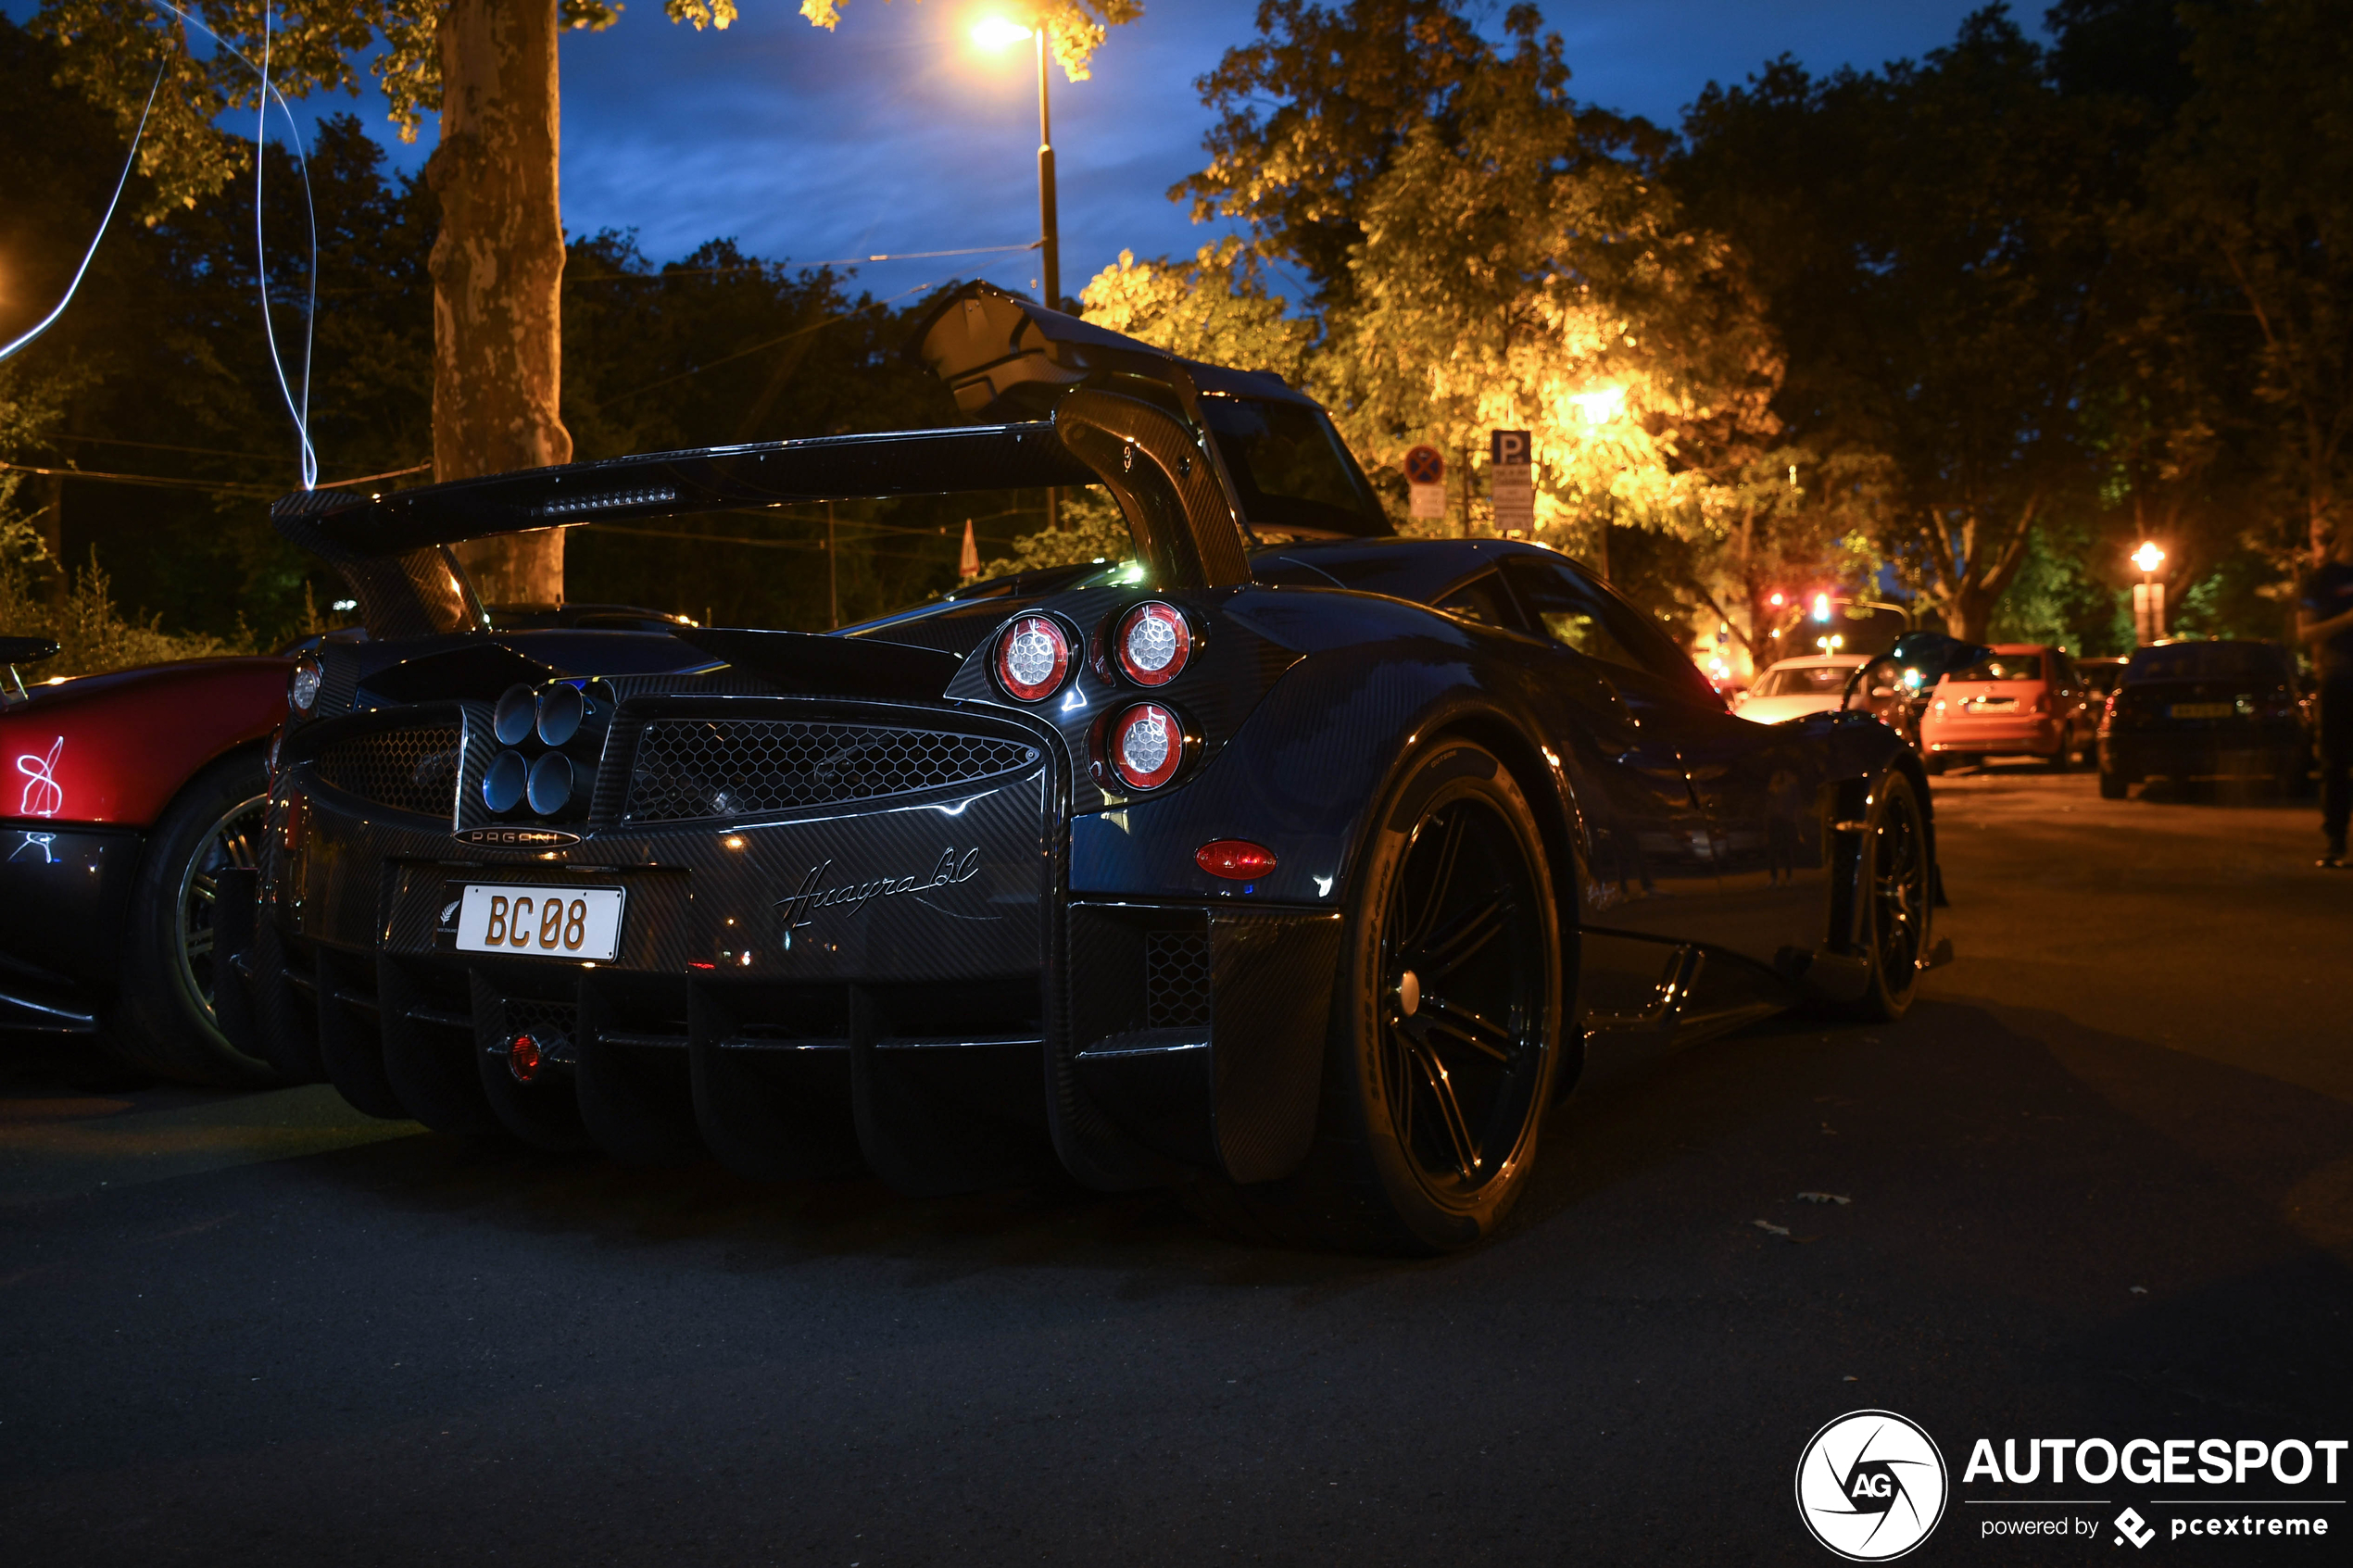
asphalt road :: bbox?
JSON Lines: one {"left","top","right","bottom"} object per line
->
{"left": 3, "top": 764, "right": 2347, "bottom": 1566}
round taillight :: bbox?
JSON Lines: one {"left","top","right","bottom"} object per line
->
{"left": 1115, "top": 601, "right": 1191, "bottom": 686}
{"left": 509, "top": 1034, "right": 542, "bottom": 1083}
{"left": 994, "top": 613, "right": 1074, "bottom": 702}
{"left": 1195, "top": 840, "right": 1277, "bottom": 880}
{"left": 1107, "top": 701, "right": 1185, "bottom": 792}
{"left": 287, "top": 654, "right": 323, "bottom": 717}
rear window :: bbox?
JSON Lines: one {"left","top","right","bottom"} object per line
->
{"left": 1201, "top": 395, "right": 1387, "bottom": 539}
{"left": 1756, "top": 665, "right": 1852, "bottom": 696}
{"left": 2125, "top": 642, "right": 2290, "bottom": 683}
{"left": 1951, "top": 653, "right": 2045, "bottom": 683}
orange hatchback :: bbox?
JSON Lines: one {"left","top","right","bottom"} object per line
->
{"left": 1919, "top": 643, "right": 2096, "bottom": 772}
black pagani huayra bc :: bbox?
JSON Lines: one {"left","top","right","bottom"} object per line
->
{"left": 220, "top": 283, "right": 1950, "bottom": 1253}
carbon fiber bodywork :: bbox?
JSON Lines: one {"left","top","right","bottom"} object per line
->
{"left": 233, "top": 305, "right": 1935, "bottom": 1202}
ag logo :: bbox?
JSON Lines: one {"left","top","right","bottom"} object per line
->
{"left": 1795, "top": 1410, "right": 1949, "bottom": 1561}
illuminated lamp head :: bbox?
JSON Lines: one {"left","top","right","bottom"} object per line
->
{"left": 288, "top": 653, "right": 323, "bottom": 717}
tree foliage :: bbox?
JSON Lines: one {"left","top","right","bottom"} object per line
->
{"left": 1675, "top": 10, "right": 2130, "bottom": 641}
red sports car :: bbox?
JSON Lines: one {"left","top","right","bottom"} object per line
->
{"left": 1, "top": 636, "right": 286, "bottom": 1084}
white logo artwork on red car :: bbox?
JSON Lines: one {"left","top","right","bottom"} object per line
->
{"left": 16, "top": 735, "right": 63, "bottom": 818}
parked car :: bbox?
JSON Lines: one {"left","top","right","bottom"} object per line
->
{"left": 1919, "top": 644, "right": 2096, "bottom": 773}
{"left": 2076, "top": 656, "right": 2127, "bottom": 706}
{"left": 0, "top": 637, "right": 284, "bottom": 1082}
{"left": 2096, "top": 639, "right": 2313, "bottom": 799}
{"left": 0, "top": 602, "right": 699, "bottom": 1086}
{"left": 1734, "top": 655, "right": 1874, "bottom": 724}
{"left": 221, "top": 282, "right": 1944, "bottom": 1254}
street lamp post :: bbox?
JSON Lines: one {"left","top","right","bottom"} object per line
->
{"left": 973, "top": 16, "right": 1060, "bottom": 309}
{"left": 975, "top": 15, "right": 1063, "bottom": 529}
{"left": 1033, "top": 24, "right": 1060, "bottom": 312}
{"left": 2132, "top": 541, "right": 2166, "bottom": 646}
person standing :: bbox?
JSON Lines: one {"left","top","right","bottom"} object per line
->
{"left": 2296, "top": 525, "right": 2353, "bottom": 867}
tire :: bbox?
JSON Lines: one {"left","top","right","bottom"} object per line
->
{"left": 1199, "top": 742, "right": 1562, "bottom": 1254}
{"left": 2048, "top": 727, "right": 2073, "bottom": 773}
{"left": 2098, "top": 767, "right": 2128, "bottom": 800}
{"left": 107, "top": 749, "right": 282, "bottom": 1086}
{"left": 1847, "top": 771, "right": 1931, "bottom": 1023}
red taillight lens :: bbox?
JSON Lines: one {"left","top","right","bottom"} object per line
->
{"left": 508, "top": 1033, "right": 542, "bottom": 1083}
{"left": 1115, "top": 601, "right": 1191, "bottom": 686}
{"left": 1195, "top": 840, "right": 1277, "bottom": 879}
{"left": 994, "top": 613, "right": 1073, "bottom": 702}
{"left": 1106, "top": 701, "right": 1184, "bottom": 791}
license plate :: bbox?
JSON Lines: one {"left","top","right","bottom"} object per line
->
{"left": 2169, "top": 702, "right": 2233, "bottom": 720}
{"left": 1964, "top": 697, "right": 2016, "bottom": 711}
{"left": 454, "top": 885, "right": 625, "bottom": 960}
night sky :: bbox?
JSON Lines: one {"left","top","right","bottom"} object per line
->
{"left": 544, "top": 0, "right": 2024, "bottom": 303}
{"left": 14, "top": 2, "right": 2032, "bottom": 303}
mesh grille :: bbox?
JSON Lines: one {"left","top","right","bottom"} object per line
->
{"left": 625, "top": 720, "right": 1038, "bottom": 823}
{"left": 1145, "top": 930, "right": 1213, "bottom": 1029}
{"left": 313, "top": 726, "right": 461, "bottom": 818}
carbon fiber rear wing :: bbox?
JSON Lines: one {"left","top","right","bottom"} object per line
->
{"left": 274, "top": 400, "right": 1252, "bottom": 639}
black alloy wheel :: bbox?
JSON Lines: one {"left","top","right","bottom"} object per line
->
{"left": 1198, "top": 742, "right": 1562, "bottom": 1254}
{"left": 1377, "top": 794, "right": 1550, "bottom": 1202}
{"left": 111, "top": 750, "right": 284, "bottom": 1085}
{"left": 175, "top": 794, "right": 268, "bottom": 1032}
{"left": 1851, "top": 771, "right": 1930, "bottom": 1022}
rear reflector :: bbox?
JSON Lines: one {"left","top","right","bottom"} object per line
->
{"left": 1196, "top": 840, "right": 1278, "bottom": 880}
{"left": 508, "top": 1033, "right": 543, "bottom": 1084}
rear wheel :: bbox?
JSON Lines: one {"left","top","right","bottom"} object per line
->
{"left": 2048, "top": 726, "right": 2074, "bottom": 772}
{"left": 1200, "top": 742, "right": 1561, "bottom": 1254}
{"left": 108, "top": 751, "right": 281, "bottom": 1085}
{"left": 1848, "top": 771, "right": 1930, "bottom": 1022}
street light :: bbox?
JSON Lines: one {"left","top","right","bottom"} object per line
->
{"left": 2132, "top": 541, "right": 2166, "bottom": 646}
{"left": 1569, "top": 385, "right": 1625, "bottom": 426}
{"left": 970, "top": 14, "right": 1060, "bottom": 311}
{"left": 975, "top": 12, "right": 1064, "bottom": 532}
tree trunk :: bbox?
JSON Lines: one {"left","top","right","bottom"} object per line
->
{"left": 427, "top": 0, "right": 570, "bottom": 607}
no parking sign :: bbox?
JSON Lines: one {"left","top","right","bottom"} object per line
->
{"left": 1404, "top": 445, "right": 1446, "bottom": 520}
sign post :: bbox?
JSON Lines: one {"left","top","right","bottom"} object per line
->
{"left": 1489, "top": 430, "right": 1533, "bottom": 536}
{"left": 1404, "top": 445, "right": 1447, "bottom": 521}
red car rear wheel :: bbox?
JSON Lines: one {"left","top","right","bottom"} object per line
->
{"left": 108, "top": 750, "right": 283, "bottom": 1086}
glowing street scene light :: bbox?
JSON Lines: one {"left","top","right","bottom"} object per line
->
{"left": 970, "top": 15, "right": 1034, "bottom": 49}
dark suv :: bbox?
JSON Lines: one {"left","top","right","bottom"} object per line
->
{"left": 2096, "top": 640, "right": 2314, "bottom": 798}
